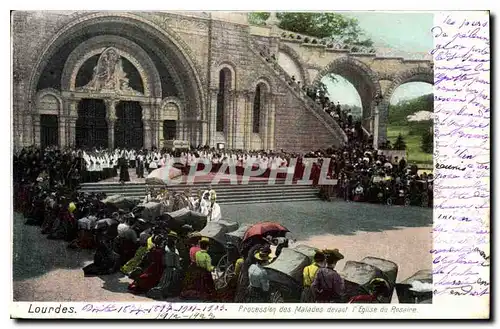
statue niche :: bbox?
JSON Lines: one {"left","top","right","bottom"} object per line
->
{"left": 77, "top": 47, "right": 143, "bottom": 96}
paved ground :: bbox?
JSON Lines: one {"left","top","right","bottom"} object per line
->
{"left": 12, "top": 200, "right": 432, "bottom": 302}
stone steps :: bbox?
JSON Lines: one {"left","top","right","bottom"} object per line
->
{"left": 78, "top": 181, "right": 321, "bottom": 204}
{"left": 249, "top": 41, "right": 347, "bottom": 145}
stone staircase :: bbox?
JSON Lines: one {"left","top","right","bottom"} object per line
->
{"left": 78, "top": 180, "right": 321, "bottom": 205}
{"left": 250, "top": 41, "right": 348, "bottom": 145}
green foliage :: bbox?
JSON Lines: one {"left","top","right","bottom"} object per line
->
{"left": 388, "top": 93, "right": 434, "bottom": 126}
{"left": 420, "top": 129, "right": 434, "bottom": 154}
{"left": 248, "top": 12, "right": 373, "bottom": 46}
{"left": 387, "top": 126, "right": 432, "bottom": 165}
{"left": 393, "top": 133, "right": 407, "bottom": 150}
{"left": 248, "top": 12, "right": 270, "bottom": 25}
{"left": 408, "top": 121, "right": 432, "bottom": 136}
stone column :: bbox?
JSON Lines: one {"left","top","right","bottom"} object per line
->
{"left": 227, "top": 91, "right": 237, "bottom": 149}
{"left": 245, "top": 92, "right": 255, "bottom": 150}
{"left": 268, "top": 94, "right": 276, "bottom": 151}
{"left": 23, "top": 113, "right": 33, "bottom": 146}
{"left": 201, "top": 120, "right": 209, "bottom": 147}
{"left": 68, "top": 118, "right": 77, "bottom": 147}
{"left": 104, "top": 99, "right": 117, "bottom": 149}
{"left": 377, "top": 102, "right": 389, "bottom": 143}
{"left": 58, "top": 116, "right": 67, "bottom": 148}
{"left": 373, "top": 107, "right": 380, "bottom": 150}
{"left": 209, "top": 89, "right": 218, "bottom": 146}
{"left": 65, "top": 99, "right": 78, "bottom": 147}
{"left": 233, "top": 91, "right": 247, "bottom": 149}
{"left": 141, "top": 103, "right": 152, "bottom": 149}
{"left": 33, "top": 114, "right": 41, "bottom": 147}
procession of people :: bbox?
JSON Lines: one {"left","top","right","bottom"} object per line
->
{"left": 13, "top": 129, "right": 430, "bottom": 303}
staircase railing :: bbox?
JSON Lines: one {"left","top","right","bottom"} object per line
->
{"left": 250, "top": 41, "right": 348, "bottom": 145}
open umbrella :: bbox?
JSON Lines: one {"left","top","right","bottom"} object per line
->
{"left": 242, "top": 221, "right": 289, "bottom": 242}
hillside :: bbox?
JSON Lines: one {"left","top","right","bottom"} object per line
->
{"left": 388, "top": 93, "right": 433, "bottom": 125}
{"left": 387, "top": 93, "right": 434, "bottom": 166}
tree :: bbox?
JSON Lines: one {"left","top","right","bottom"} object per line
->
{"left": 393, "top": 133, "right": 407, "bottom": 150}
{"left": 421, "top": 129, "right": 434, "bottom": 153}
{"left": 248, "top": 12, "right": 373, "bottom": 47}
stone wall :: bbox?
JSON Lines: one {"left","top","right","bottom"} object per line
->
{"left": 12, "top": 11, "right": 348, "bottom": 151}
{"left": 274, "top": 91, "right": 340, "bottom": 152}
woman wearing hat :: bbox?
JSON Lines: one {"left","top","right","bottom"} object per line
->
{"left": 128, "top": 234, "right": 166, "bottom": 294}
{"left": 234, "top": 241, "right": 272, "bottom": 302}
{"left": 147, "top": 231, "right": 181, "bottom": 299}
{"left": 181, "top": 238, "right": 216, "bottom": 300}
{"left": 245, "top": 248, "right": 271, "bottom": 303}
{"left": 121, "top": 233, "right": 155, "bottom": 276}
{"left": 349, "top": 278, "right": 391, "bottom": 303}
{"left": 311, "top": 249, "right": 345, "bottom": 302}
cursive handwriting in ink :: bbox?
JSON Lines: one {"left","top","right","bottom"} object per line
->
{"left": 431, "top": 12, "right": 490, "bottom": 298}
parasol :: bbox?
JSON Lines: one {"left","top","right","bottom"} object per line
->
{"left": 242, "top": 221, "right": 289, "bottom": 242}
{"left": 146, "top": 166, "right": 183, "bottom": 185}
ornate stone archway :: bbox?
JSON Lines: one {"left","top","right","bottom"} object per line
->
{"left": 25, "top": 12, "right": 206, "bottom": 147}
{"left": 312, "top": 56, "right": 382, "bottom": 122}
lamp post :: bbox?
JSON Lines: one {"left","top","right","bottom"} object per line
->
{"left": 373, "top": 94, "right": 383, "bottom": 150}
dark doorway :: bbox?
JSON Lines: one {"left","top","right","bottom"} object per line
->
{"left": 40, "top": 114, "right": 59, "bottom": 148}
{"left": 75, "top": 99, "right": 108, "bottom": 149}
{"left": 163, "top": 120, "right": 177, "bottom": 140}
{"left": 115, "top": 101, "right": 143, "bottom": 149}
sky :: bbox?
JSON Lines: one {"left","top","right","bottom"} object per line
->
{"left": 322, "top": 12, "right": 434, "bottom": 108}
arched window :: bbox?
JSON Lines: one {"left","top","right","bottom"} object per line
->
{"left": 216, "top": 68, "right": 232, "bottom": 132}
{"left": 253, "top": 82, "right": 268, "bottom": 134}
{"left": 253, "top": 85, "right": 262, "bottom": 133}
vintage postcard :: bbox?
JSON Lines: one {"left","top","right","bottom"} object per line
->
{"left": 9, "top": 9, "right": 490, "bottom": 320}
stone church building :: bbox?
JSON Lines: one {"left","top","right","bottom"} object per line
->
{"left": 12, "top": 11, "right": 433, "bottom": 152}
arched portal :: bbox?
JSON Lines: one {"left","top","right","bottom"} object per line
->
{"left": 115, "top": 101, "right": 144, "bottom": 149}
{"left": 320, "top": 74, "right": 363, "bottom": 119}
{"left": 385, "top": 81, "right": 433, "bottom": 158}
{"left": 313, "top": 57, "right": 381, "bottom": 125}
{"left": 75, "top": 99, "right": 108, "bottom": 148}
{"left": 378, "top": 66, "right": 434, "bottom": 142}
{"left": 25, "top": 13, "right": 205, "bottom": 148}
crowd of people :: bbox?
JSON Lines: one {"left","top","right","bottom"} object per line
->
{"left": 14, "top": 144, "right": 430, "bottom": 302}
{"left": 14, "top": 138, "right": 432, "bottom": 209}
{"left": 14, "top": 170, "right": 393, "bottom": 303}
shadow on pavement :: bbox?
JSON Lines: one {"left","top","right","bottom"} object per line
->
{"left": 221, "top": 200, "right": 433, "bottom": 240}
{"left": 99, "top": 273, "right": 133, "bottom": 295}
{"left": 12, "top": 213, "right": 95, "bottom": 282}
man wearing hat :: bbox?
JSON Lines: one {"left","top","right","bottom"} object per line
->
{"left": 246, "top": 248, "right": 272, "bottom": 302}
{"left": 311, "top": 249, "right": 345, "bottom": 302}
{"left": 301, "top": 250, "right": 325, "bottom": 302}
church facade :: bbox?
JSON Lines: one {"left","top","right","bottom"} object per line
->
{"left": 12, "top": 11, "right": 433, "bottom": 152}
